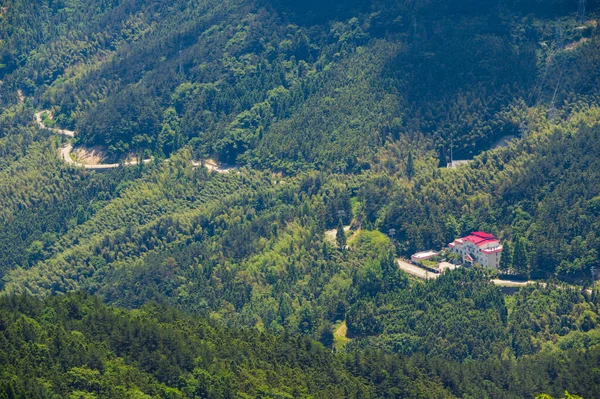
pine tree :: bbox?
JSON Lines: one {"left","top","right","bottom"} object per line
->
{"left": 513, "top": 237, "right": 529, "bottom": 278}
{"left": 336, "top": 218, "right": 347, "bottom": 249}
{"left": 317, "top": 322, "right": 334, "bottom": 349}
{"left": 406, "top": 150, "right": 415, "bottom": 180}
{"left": 499, "top": 241, "right": 513, "bottom": 272}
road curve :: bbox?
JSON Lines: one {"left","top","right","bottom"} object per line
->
{"left": 59, "top": 144, "right": 152, "bottom": 170}
{"left": 37, "top": 111, "right": 151, "bottom": 170}
{"left": 36, "top": 110, "right": 234, "bottom": 173}
{"left": 35, "top": 111, "right": 74, "bottom": 137}
{"left": 396, "top": 258, "right": 594, "bottom": 293}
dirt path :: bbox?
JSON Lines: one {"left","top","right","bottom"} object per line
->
{"left": 565, "top": 37, "right": 590, "bottom": 51}
{"left": 397, "top": 258, "right": 539, "bottom": 284}
{"left": 324, "top": 226, "right": 350, "bottom": 245}
{"left": 36, "top": 110, "right": 234, "bottom": 173}
{"left": 37, "top": 110, "right": 146, "bottom": 170}
{"left": 334, "top": 322, "right": 350, "bottom": 340}
{"left": 333, "top": 321, "right": 351, "bottom": 351}
{"left": 491, "top": 279, "right": 540, "bottom": 288}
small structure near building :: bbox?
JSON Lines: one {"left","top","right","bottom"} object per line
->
{"left": 448, "top": 231, "right": 503, "bottom": 268}
{"left": 411, "top": 250, "right": 439, "bottom": 264}
{"left": 437, "top": 261, "right": 459, "bottom": 273}
{"left": 447, "top": 160, "right": 471, "bottom": 169}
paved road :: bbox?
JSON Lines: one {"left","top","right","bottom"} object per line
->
{"left": 59, "top": 144, "right": 152, "bottom": 170}
{"left": 397, "top": 259, "right": 593, "bottom": 293}
{"left": 397, "top": 258, "right": 536, "bottom": 285}
{"left": 35, "top": 111, "right": 74, "bottom": 137}
{"left": 36, "top": 110, "right": 234, "bottom": 173}
{"left": 396, "top": 259, "right": 439, "bottom": 280}
{"left": 491, "top": 279, "right": 538, "bottom": 287}
{"left": 192, "top": 160, "right": 236, "bottom": 173}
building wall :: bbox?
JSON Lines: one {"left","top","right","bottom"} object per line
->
{"left": 450, "top": 243, "right": 501, "bottom": 269}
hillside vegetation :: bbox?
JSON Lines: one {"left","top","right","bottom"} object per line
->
{"left": 1, "top": 0, "right": 600, "bottom": 397}
{"left": 1, "top": 0, "right": 597, "bottom": 169}
{"left": 1, "top": 293, "right": 599, "bottom": 399}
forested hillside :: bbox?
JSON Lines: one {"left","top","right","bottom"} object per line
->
{"left": 2, "top": 0, "right": 598, "bottom": 169}
{"left": 1, "top": 0, "right": 600, "bottom": 397}
{"left": 1, "top": 293, "right": 599, "bottom": 399}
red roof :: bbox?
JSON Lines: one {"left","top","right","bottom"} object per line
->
{"left": 482, "top": 247, "right": 503, "bottom": 254}
{"left": 462, "top": 232, "right": 499, "bottom": 247}
{"left": 472, "top": 231, "right": 494, "bottom": 239}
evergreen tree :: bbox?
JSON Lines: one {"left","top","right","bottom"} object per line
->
{"left": 513, "top": 236, "right": 529, "bottom": 278}
{"left": 278, "top": 294, "right": 293, "bottom": 325}
{"left": 318, "top": 322, "right": 334, "bottom": 349}
{"left": 499, "top": 241, "right": 513, "bottom": 272}
{"left": 406, "top": 150, "right": 415, "bottom": 180}
{"left": 336, "top": 218, "right": 347, "bottom": 250}
{"left": 381, "top": 250, "right": 405, "bottom": 291}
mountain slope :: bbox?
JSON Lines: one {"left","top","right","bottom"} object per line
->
{"left": 3, "top": 0, "right": 598, "bottom": 169}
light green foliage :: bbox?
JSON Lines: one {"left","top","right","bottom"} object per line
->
{"left": 536, "top": 392, "right": 585, "bottom": 399}
{"left": 0, "top": 1, "right": 600, "bottom": 398}
{"left": 0, "top": 294, "right": 371, "bottom": 399}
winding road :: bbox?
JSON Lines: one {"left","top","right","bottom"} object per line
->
{"left": 35, "top": 111, "right": 75, "bottom": 137}
{"left": 35, "top": 111, "right": 234, "bottom": 173}
{"left": 397, "top": 258, "right": 594, "bottom": 294}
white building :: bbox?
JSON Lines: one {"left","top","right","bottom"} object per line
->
{"left": 411, "top": 250, "right": 439, "bottom": 264}
{"left": 446, "top": 160, "right": 471, "bottom": 169}
{"left": 448, "top": 231, "right": 503, "bottom": 269}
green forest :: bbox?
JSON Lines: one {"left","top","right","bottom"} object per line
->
{"left": 1, "top": 292, "right": 599, "bottom": 398}
{"left": 1, "top": 0, "right": 600, "bottom": 397}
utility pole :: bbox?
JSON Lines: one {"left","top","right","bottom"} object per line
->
{"left": 388, "top": 228, "right": 396, "bottom": 253}
{"left": 548, "top": 105, "right": 558, "bottom": 124}
{"left": 519, "top": 120, "right": 529, "bottom": 138}
{"left": 591, "top": 265, "right": 597, "bottom": 300}
{"left": 535, "top": 55, "right": 552, "bottom": 106}
{"left": 555, "top": 23, "right": 564, "bottom": 50}
{"left": 179, "top": 42, "right": 183, "bottom": 76}
{"left": 413, "top": 16, "right": 418, "bottom": 45}
{"left": 577, "top": 0, "right": 587, "bottom": 23}
{"left": 547, "top": 23, "right": 566, "bottom": 124}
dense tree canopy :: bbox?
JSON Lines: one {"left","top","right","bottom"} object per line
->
{"left": 1, "top": 0, "right": 600, "bottom": 397}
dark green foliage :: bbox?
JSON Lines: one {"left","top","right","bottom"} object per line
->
{"left": 376, "top": 125, "right": 600, "bottom": 279}
{"left": 0, "top": 293, "right": 598, "bottom": 399}
{"left": 346, "top": 269, "right": 600, "bottom": 362}
{"left": 337, "top": 218, "right": 347, "bottom": 249}
{"left": 1, "top": 2, "right": 600, "bottom": 398}
{"left": 6, "top": 0, "right": 597, "bottom": 167}
{"left": 77, "top": 86, "right": 161, "bottom": 157}
{"left": 513, "top": 236, "right": 530, "bottom": 277}
{"left": 0, "top": 293, "right": 371, "bottom": 398}
{"left": 500, "top": 240, "right": 513, "bottom": 272}
{"left": 405, "top": 150, "right": 414, "bottom": 180}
